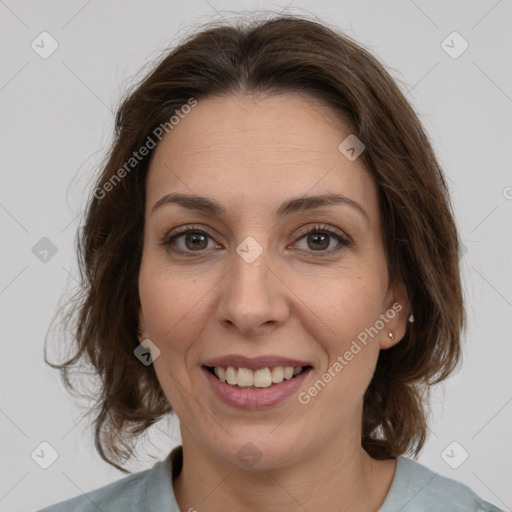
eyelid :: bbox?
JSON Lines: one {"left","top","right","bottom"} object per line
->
{"left": 160, "top": 224, "right": 219, "bottom": 257}
{"left": 164, "top": 224, "right": 215, "bottom": 241}
{"left": 161, "top": 223, "right": 351, "bottom": 257}
{"left": 292, "top": 224, "right": 351, "bottom": 257}
{"left": 294, "top": 223, "right": 350, "bottom": 244}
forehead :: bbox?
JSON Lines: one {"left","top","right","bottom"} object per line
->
{"left": 146, "top": 92, "right": 378, "bottom": 221}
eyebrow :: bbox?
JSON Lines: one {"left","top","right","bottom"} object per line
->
{"left": 151, "top": 192, "right": 369, "bottom": 223}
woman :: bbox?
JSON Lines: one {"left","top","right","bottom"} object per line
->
{"left": 39, "top": 14, "right": 504, "bottom": 512}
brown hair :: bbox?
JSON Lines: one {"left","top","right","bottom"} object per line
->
{"left": 46, "top": 13, "right": 464, "bottom": 473}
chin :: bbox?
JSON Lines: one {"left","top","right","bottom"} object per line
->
{"left": 204, "top": 428, "right": 305, "bottom": 471}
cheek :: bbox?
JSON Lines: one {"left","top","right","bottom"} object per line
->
{"left": 297, "top": 279, "right": 383, "bottom": 419}
{"left": 138, "top": 256, "right": 208, "bottom": 351}
{"left": 301, "top": 270, "right": 385, "bottom": 342}
{"left": 300, "top": 272, "right": 384, "bottom": 396}
{"left": 138, "top": 257, "right": 210, "bottom": 413}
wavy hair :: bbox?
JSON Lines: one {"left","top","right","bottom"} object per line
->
{"left": 46, "top": 13, "right": 464, "bottom": 472}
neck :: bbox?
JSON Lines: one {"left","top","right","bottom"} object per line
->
{"left": 172, "top": 426, "right": 396, "bottom": 512}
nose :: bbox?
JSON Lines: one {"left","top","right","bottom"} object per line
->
{"left": 216, "top": 242, "right": 290, "bottom": 336}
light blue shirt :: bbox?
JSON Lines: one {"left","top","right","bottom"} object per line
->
{"left": 36, "top": 446, "right": 505, "bottom": 511}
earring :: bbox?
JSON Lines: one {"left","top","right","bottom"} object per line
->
{"left": 388, "top": 332, "right": 394, "bottom": 340}
{"left": 408, "top": 314, "right": 414, "bottom": 323}
{"left": 137, "top": 329, "right": 142, "bottom": 336}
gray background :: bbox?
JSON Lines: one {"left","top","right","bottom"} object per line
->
{"left": 0, "top": 1, "right": 511, "bottom": 511}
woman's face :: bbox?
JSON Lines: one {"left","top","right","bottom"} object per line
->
{"left": 138, "top": 92, "right": 409, "bottom": 469}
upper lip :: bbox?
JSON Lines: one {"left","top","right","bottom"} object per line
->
{"left": 202, "top": 355, "right": 312, "bottom": 371}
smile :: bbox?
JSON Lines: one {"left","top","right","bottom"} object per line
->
{"left": 206, "top": 365, "right": 310, "bottom": 388}
{"left": 201, "top": 356, "right": 313, "bottom": 409}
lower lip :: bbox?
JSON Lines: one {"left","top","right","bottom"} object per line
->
{"left": 203, "top": 367, "right": 311, "bottom": 409}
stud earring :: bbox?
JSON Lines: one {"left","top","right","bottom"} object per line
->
{"left": 388, "top": 332, "right": 394, "bottom": 340}
{"left": 408, "top": 314, "right": 414, "bottom": 323}
{"left": 137, "top": 329, "right": 143, "bottom": 336}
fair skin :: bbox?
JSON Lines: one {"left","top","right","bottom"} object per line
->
{"left": 137, "top": 92, "right": 410, "bottom": 512}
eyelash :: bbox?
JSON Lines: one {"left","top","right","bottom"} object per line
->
{"left": 161, "top": 223, "right": 351, "bottom": 259}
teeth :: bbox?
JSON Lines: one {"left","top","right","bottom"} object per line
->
{"left": 214, "top": 366, "right": 226, "bottom": 382}
{"left": 283, "top": 366, "right": 294, "bottom": 379}
{"left": 237, "top": 367, "right": 253, "bottom": 387}
{"left": 254, "top": 368, "right": 272, "bottom": 388}
{"left": 214, "top": 365, "right": 305, "bottom": 388}
{"left": 226, "top": 366, "right": 237, "bottom": 385}
{"left": 271, "top": 366, "right": 283, "bottom": 383}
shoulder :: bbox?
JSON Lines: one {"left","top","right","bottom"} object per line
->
{"left": 35, "top": 448, "right": 181, "bottom": 512}
{"left": 35, "top": 470, "right": 151, "bottom": 512}
{"left": 380, "top": 456, "right": 505, "bottom": 512}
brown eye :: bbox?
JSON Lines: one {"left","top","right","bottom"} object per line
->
{"left": 293, "top": 225, "right": 351, "bottom": 256}
{"left": 305, "top": 232, "right": 330, "bottom": 251}
{"left": 163, "top": 225, "right": 219, "bottom": 257}
{"left": 181, "top": 232, "right": 209, "bottom": 251}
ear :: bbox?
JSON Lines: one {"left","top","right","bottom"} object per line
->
{"left": 379, "top": 280, "right": 411, "bottom": 350}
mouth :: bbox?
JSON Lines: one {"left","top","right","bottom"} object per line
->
{"left": 201, "top": 355, "right": 314, "bottom": 408}
{"left": 203, "top": 364, "right": 313, "bottom": 389}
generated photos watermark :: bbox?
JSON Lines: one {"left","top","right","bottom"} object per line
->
{"left": 298, "top": 302, "right": 403, "bottom": 405}
{"left": 93, "top": 97, "right": 198, "bottom": 200}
